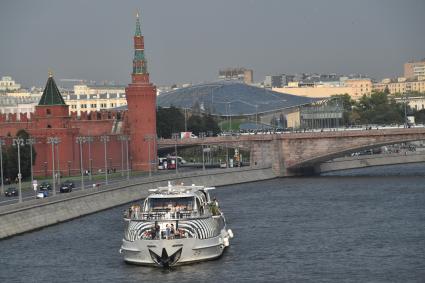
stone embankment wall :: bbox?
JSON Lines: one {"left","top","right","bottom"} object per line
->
{"left": 0, "top": 167, "right": 275, "bottom": 239}
{"left": 317, "top": 151, "right": 425, "bottom": 173}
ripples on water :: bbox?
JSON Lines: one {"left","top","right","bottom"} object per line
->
{"left": 1, "top": 164, "right": 425, "bottom": 282}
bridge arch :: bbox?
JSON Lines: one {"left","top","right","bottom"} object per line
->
{"left": 273, "top": 128, "right": 425, "bottom": 176}
{"left": 289, "top": 137, "right": 425, "bottom": 171}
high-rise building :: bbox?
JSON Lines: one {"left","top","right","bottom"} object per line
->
{"left": 218, "top": 68, "right": 253, "bottom": 84}
{"left": 125, "top": 12, "right": 157, "bottom": 171}
{"left": 404, "top": 59, "right": 425, "bottom": 80}
{"left": 264, "top": 75, "right": 283, "bottom": 88}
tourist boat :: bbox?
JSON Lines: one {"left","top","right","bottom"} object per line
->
{"left": 119, "top": 182, "right": 234, "bottom": 267}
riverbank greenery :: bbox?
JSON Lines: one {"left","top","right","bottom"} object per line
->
{"left": 156, "top": 107, "right": 220, "bottom": 138}
{"left": 332, "top": 91, "right": 405, "bottom": 125}
{"left": 2, "top": 129, "right": 36, "bottom": 181}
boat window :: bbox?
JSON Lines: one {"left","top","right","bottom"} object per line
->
{"left": 148, "top": 197, "right": 194, "bottom": 212}
{"left": 195, "top": 198, "right": 201, "bottom": 211}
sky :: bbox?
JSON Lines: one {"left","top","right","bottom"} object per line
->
{"left": 0, "top": 0, "right": 424, "bottom": 88}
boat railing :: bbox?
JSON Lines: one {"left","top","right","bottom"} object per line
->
{"left": 140, "top": 229, "right": 194, "bottom": 240}
{"left": 124, "top": 210, "right": 208, "bottom": 221}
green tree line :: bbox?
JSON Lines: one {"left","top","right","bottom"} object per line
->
{"left": 1, "top": 129, "right": 36, "bottom": 182}
{"left": 157, "top": 106, "right": 220, "bottom": 138}
{"left": 332, "top": 91, "right": 407, "bottom": 125}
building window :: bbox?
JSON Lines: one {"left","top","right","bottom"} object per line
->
{"left": 91, "top": 103, "right": 97, "bottom": 108}
{"left": 81, "top": 104, "right": 87, "bottom": 109}
{"left": 46, "top": 109, "right": 51, "bottom": 115}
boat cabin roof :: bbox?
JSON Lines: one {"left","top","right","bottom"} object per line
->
{"left": 148, "top": 184, "right": 215, "bottom": 199}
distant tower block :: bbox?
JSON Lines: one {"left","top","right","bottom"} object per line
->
{"left": 125, "top": 12, "right": 157, "bottom": 171}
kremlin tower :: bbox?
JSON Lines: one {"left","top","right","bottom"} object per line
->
{"left": 125, "top": 13, "right": 157, "bottom": 171}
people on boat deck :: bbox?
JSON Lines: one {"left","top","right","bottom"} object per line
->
{"left": 155, "top": 224, "right": 160, "bottom": 239}
{"left": 210, "top": 198, "right": 220, "bottom": 216}
{"left": 170, "top": 224, "right": 175, "bottom": 238}
{"left": 127, "top": 207, "right": 133, "bottom": 218}
{"left": 131, "top": 204, "right": 140, "bottom": 219}
{"left": 165, "top": 224, "right": 171, "bottom": 239}
{"left": 151, "top": 223, "right": 160, "bottom": 240}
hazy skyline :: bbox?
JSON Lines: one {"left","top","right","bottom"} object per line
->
{"left": 1, "top": 0, "right": 424, "bottom": 88}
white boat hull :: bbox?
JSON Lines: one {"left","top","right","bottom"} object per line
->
{"left": 120, "top": 229, "right": 230, "bottom": 266}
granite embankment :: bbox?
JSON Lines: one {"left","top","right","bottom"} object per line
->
{"left": 0, "top": 167, "right": 275, "bottom": 239}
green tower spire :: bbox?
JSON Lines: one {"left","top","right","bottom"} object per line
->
{"left": 38, "top": 72, "right": 66, "bottom": 106}
{"left": 135, "top": 11, "right": 141, "bottom": 37}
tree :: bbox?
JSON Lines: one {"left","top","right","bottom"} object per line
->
{"left": 414, "top": 109, "right": 425, "bottom": 124}
{"left": 192, "top": 101, "right": 201, "bottom": 114}
{"left": 4, "top": 129, "right": 36, "bottom": 181}
{"left": 279, "top": 113, "right": 286, "bottom": 128}
{"left": 270, "top": 116, "right": 278, "bottom": 128}
{"left": 203, "top": 114, "right": 220, "bottom": 136}
{"left": 156, "top": 107, "right": 185, "bottom": 138}
{"left": 187, "top": 115, "right": 203, "bottom": 135}
{"left": 187, "top": 114, "right": 220, "bottom": 136}
{"left": 353, "top": 91, "right": 404, "bottom": 124}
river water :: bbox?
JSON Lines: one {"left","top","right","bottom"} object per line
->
{"left": 1, "top": 164, "right": 425, "bottom": 282}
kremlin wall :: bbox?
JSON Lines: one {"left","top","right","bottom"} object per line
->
{"left": 0, "top": 14, "right": 156, "bottom": 177}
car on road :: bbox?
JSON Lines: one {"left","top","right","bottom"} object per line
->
{"left": 4, "top": 187, "right": 18, "bottom": 197}
{"left": 219, "top": 161, "right": 227, "bottom": 168}
{"left": 59, "top": 181, "right": 74, "bottom": 193}
{"left": 39, "top": 182, "right": 52, "bottom": 191}
{"left": 36, "top": 190, "right": 48, "bottom": 199}
{"left": 62, "top": 180, "right": 75, "bottom": 188}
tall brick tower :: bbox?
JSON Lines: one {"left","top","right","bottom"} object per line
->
{"left": 125, "top": 12, "right": 157, "bottom": 171}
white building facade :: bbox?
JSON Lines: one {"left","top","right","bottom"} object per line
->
{"left": 0, "top": 76, "right": 21, "bottom": 91}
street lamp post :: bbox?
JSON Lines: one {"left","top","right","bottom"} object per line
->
{"left": 172, "top": 133, "right": 179, "bottom": 174}
{"left": 199, "top": 132, "right": 206, "bottom": 171}
{"left": 47, "top": 137, "right": 60, "bottom": 196}
{"left": 55, "top": 140, "right": 61, "bottom": 186}
{"left": 404, "top": 92, "right": 408, "bottom": 128}
{"left": 12, "top": 138, "right": 24, "bottom": 203}
{"left": 120, "top": 136, "right": 124, "bottom": 177}
{"left": 184, "top": 108, "right": 188, "bottom": 132}
{"left": 67, "top": 161, "right": 71, "bottom": 176}
{"left": 76, "top": 136, "right": 86, "bottom": 190}
{"left": 100, "top": 135, "right": 110, "bottom": 184}
{"left": 117, "top": 135, "right": 129, "bottom": 178}
{"left": 229, "top": 104, "right": 232, "bottom": 132}
{"left": 226, "top": 142, "right": 229, "bottom": 168}
{"left": 86, "top": 136, "right": 94, "bottom": 180}
{"left": 26, "top": 138, "right": 36, "bottom": 184}
{"left": 0, "top": 138, "right": 5, "bottom": 196}
{"left": 118, "top": 135, "right": 131, "bottom": 180}
{"left": 255, "top": 105, "right": 258, "bottom": 129}
{"left": 126, "top": 136, "right": 130, "bottom": 180}
{"left": 144, "top": 134, "right": 155, "bottom": 177}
